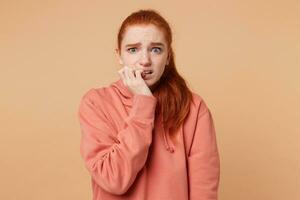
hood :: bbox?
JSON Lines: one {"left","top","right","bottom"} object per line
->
{"left": 110, "top": 78, "right": 175, "bottom": 153}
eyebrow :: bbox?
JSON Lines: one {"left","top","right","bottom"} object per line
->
{"left": 125, "top": 42, "right": 165, "bottom": 48}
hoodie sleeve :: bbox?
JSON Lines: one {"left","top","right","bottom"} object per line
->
{"left": 188, "top": 106, "right": 221, "bottom": 200}
{"left": 78, "top": 89, "right": 157, "bottom": 195}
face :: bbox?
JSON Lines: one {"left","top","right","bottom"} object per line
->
{"left": 116, "top": 24, "right": 170, "bottom": 89}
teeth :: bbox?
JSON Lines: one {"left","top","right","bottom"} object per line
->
{"left": 144, "top": 70, "right": 152, "bottom": 74}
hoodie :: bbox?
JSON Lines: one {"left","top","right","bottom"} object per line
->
{"left": 78, "top": 78, "right": 220, "bottom": 200}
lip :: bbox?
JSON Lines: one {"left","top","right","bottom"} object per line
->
{"left": 141, "top": 69, "right": 152, "bottom": 75}
{"left": 142, "top": 74, "right": 151, "bottom": 80}
{"left": 141, "top": 71, "right": 153, "bottom": 79}
{"left": 142, "top": 69, "right": 153, "bottom": 73}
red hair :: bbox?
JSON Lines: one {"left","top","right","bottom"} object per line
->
{"left": 116, "top": 9, "right": 194, "bottom": 141}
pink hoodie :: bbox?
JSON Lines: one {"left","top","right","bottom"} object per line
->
{"left": 78, "top": 78, "right": 220, "bottom": 200}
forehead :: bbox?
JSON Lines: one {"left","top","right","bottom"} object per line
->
{"left": 121, "top": 24, "right": 167, "bottom": 46}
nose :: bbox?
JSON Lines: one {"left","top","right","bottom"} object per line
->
{"left": 139, "top": 51, "right": 151, "bottom": 66}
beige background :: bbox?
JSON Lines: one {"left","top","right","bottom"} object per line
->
{"left": 1, "top": 0, "right": 299, "bottom": 199}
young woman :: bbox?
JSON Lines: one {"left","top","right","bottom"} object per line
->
{"left": 78, "top": 9, "right": 220, "bottom": 200}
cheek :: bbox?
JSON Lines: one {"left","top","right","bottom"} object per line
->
{"left": 121, "top": 55, "right": 138, "bottom": 65}
{"left": 152, "top": 58, "right": 166, "bottom": 71}
{"left": 155, "top": 64, "right": 166, "bottom": 76}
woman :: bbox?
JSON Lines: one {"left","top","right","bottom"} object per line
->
{"left": 78, "top": 9, "right": 220, "bottom": 200}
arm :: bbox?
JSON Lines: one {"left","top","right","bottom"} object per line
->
{"left": 78, "top": 89, "right": 157, "bottom": 195}
{"left": 188, "top": 107, "right": 221, "bottom": 200}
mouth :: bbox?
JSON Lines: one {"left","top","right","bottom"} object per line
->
{"left": 141, "top": 70, "right": 153, "bottom": 79}
{"left": 142, "top": 70, "right": 153, "bottom": 75}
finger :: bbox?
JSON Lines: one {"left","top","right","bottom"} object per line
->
{"left": 127, "top": 66, "right": 135, "bottom": 79}
{"left": 123, "top": 66, "right": 130, "bottom": 83}
{"left": 135, "top": 69, "right": 143, "bottom": 79}
{"left": 123, "top": 65, "right": 130, "bottom": 81}
{"left": 131, "top": 66, "right": 139, "bottom": 78}
{"left": 133, "top": 65, "right": 143, "bottom": 77}
{"left": 118, "top": 67, "right": 126, "bottom": 84}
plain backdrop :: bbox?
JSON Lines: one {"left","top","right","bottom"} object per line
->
{"left": 0, "top": 0, "right": 299, "bottom": 199}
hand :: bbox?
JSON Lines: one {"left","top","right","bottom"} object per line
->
{"left": 118, "top": 64, "right": 153, "bottom": 96}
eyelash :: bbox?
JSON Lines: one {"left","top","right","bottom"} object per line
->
{"left": 127, "top": 47, "right": 162, "bottom": 54}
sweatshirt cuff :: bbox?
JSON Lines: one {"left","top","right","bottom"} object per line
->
{"left": 128, "top": 94, "right": 157, "bottom": 120}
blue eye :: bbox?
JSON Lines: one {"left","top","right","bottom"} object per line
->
{"left": 127, "top": 47, "right": 162, "bottom": 54}
{"left": 152, "top": 47, "right": 162, "bottom": 53}
{"left": 127, "top": 48, "right": 137, "bottom": 53}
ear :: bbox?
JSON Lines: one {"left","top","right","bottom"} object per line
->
{"left": 115, "top": 48, "right": 123, "bottom": 65}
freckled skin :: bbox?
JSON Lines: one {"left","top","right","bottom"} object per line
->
{"left": 115, "top": 24, "right": 170, "bottom": 91}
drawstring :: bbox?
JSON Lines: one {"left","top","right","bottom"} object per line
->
{"left": 163, "top": 132, "right": 174, "bottom": 153}
{"left": 161, "top": 122, "right": 175, "bottom": 153}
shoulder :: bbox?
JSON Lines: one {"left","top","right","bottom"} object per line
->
{"left": 80, "top": 86, "right": 112, "bottom": 105}
{"left": 78, "top": 86, "right": 116, "bottom": 122}
{"left": 190, "top": 92, "right": 210, "bottom": 117}
{"left": 183, "top": 91, "right": 211, "bottom": 127}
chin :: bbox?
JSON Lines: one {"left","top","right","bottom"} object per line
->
{"left": 148, "top": 80, "right": 161, "bottom": 91}
{"left": 145, "top": 78, "right": 155, "bottom": 84}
